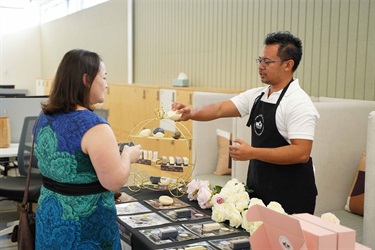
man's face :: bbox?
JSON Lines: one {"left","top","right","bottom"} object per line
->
{"left": 258, "top": 44, "right": 285, "bottom": 85}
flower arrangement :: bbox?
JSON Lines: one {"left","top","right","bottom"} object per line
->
{"left": 186, "top": 178, "right": 340, "bottom": 234}
{"left": 210, "top": 178, "right": 251, "bottom": 228}
{"left": 187, "top": 178, "right": 260, "bottom": 231}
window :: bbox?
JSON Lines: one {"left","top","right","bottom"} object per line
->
{"left": 0, "top": 0, "right": 109, "bottom": 35}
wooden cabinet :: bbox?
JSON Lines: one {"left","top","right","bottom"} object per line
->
{"left": 102, "top": 84, "right": 243, "bottom": 182}
{"left": 104, "top": 84, "right": 159, "bottom": 143}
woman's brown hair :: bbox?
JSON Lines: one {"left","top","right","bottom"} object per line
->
{"left": 42, "top": 49, "right": 102, "bottom": 114}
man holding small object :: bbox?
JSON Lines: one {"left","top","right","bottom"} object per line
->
{"left": 172, "top": 31, "right": 319, "bottom": 215}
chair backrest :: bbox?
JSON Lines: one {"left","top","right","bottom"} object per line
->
{"left": 94, "top": 108, "right": 109, "bottom": 121}
{"left": 17, "top": 116, "right": 39, "bottom": 176}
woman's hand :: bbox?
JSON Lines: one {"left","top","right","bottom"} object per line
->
{"left": 122, "top": 144, "right": 142, "bottom": 163}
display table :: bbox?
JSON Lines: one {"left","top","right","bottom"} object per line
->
{"left": 117, "top": 186, "right": 250, "bottom": 249}
{"left": 0, "top": 143, "right": 19, "bottom": 176}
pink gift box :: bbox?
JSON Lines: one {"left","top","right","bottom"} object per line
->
{"left": 247, "top": 204, "right": 337, "bottom": 250}
{"left": 293, "top": 213, "right": 356, "bottom": 249}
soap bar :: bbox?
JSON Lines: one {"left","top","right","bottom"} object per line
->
{"left": 230, "top": 238, "right": 250, "bottom": 250}
{"left": 183, "top": 157, "right": 189, "bottom": 166}
{"left": 202, "top": 222, "right": 221, "bottom": 232}
{"left": 175, "top": 156, "right": 182, "bottom": 166}
{"left": 169, "top": 156, "right": 175, "bottom": 166}
{"left": 174, "top": 208, "right": 191, "bottom": 218}
{"left": 159, "top": 195, "right": 174, "bottom": 205}
{"left": 167, "top": 110, "right": 182, "bottom": 120}
{"left": 158, "top": 227, "right": 178, "bottom": 239}
{"left": 185, "top": 246, "right": 207, "bottom": 250}
{"left": 149, "top": 176, "right": 161, "bottom": 184}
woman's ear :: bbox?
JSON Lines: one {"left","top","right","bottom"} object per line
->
{"left": 82, "top": 74, "right": 90, "bottom": 86}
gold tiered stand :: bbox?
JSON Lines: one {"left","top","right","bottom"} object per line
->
{"left": 126, "top": 106, "right": 194, "bottom": 197}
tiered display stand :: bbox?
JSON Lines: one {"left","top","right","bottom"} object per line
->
{"left": 126, "top": 106, "right": 194, "bottom": 197}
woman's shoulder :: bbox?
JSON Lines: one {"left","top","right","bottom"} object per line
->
{"left": 45, "top": 110, "right": 108, "bottom": 128}
{"left": 75, "top": 110, "right": 108, "bottom": 126}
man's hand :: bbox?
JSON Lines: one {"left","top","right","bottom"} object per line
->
{"left": 229, "top": 138, "right": 252, "bottom": 161}
{"left": 171, "top": 102, "right": 192, "bottom": 121}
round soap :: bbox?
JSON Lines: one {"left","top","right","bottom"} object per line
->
{"left": 139, "top": 128, "right": 151, "bottom": 137}
{"left": 167, "top": 110, "right": 182, "bottom": 121}
{"left": 172, "top": 131, "right": 181, "bottom": 139}
{"left": 153, "top": 127, "right": 165, "bottom": 134}
{"left": 159, "top": 195, "right": 174, "bottom": 205}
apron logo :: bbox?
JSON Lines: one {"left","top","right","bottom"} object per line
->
{"left": 254, "top": 114, "right": 264, "bottom": 136}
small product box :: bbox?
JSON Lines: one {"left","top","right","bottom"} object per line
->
{"left": 292, "top": 213, "right": 356, "bottom": 250}
{"left": 247, "top": 204, "right": 307, "bottom": 249}
{"left": 296, "top": 217, "right": 337, "bottom": 249}
{"left": 247, "top": 204, "right": 337, "bottom": 249}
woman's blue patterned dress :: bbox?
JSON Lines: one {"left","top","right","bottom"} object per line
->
{"left": 34, "top": 110, "right": 121, "bottom": 250}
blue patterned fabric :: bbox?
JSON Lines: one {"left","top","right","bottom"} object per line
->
{"left": 34, "top": 110, "right": 121, "bottom": 250}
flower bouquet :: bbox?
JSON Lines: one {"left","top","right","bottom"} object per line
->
{"left": 186, "top": 178, "right": 340, "bottom": 234}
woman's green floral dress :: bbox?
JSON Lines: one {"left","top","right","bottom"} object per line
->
{"left": 34, "top": 111, "right": 120, "bottom": 250}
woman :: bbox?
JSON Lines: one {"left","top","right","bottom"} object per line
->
{"left": 34, "top": 49, "right": 141, "bottom": 249}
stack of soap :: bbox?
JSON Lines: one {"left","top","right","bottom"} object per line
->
{"left": 174, "top": 208, "right": 191, "bottom": 218}
{"left": 229, "top": 238, "right": 250, "bottom": 250}
{"left": 158, "top": 227, "right": 178, "bottom": 240}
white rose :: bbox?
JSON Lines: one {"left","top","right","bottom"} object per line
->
{"left": 241, "top": 209, "right": 252, "bottom": 232}
{"left": 267, "top": 201, "right": 286, "bottom": 214}
{"left": 211, "top": 204, "right": 226, "bottom": 222}
{"left": 228, "top": 210, "right": 243, "bottom": 228}
{"left": 225, "top": 178, "right": 240, "bottom": 187}
{"left": 321, "top": 212, "right": 340, "bottom": 224}
{"left": 235, "top": 192, "right": 250, "bottom": 211}
{"left": 249, "top": 221, "right": 263, "bottom": 235}
{"left": 211, "top": 193, "right": 226, "bottom": 206}
{"left": 248, "top": 198, "right": 266, "bottom": 208}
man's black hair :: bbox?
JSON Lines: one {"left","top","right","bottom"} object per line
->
{"left": 264, "top": 31, "right": 302, "bottom": 72}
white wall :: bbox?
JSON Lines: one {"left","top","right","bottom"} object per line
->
{"left": 40, "top": 0, "right": 128, "bottom": 84}
{"left": 0, "top": 26, "right": 41, "bottom": 95}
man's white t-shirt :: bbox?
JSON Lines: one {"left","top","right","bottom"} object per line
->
{"left": 230, "top": 79, "right": 320, "bottom": 143}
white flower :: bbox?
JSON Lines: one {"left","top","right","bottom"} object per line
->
{"left": 267, "top": 201, "right": 286, "bottom": 214}
{"left": 234, "top": 192, "right": 250, "bottom": 211}
{"left": 187, "top": 179, "right": 211, "bottom": 202}
{"left": 210, "top": 179, "right": 251, "bottom": 229}
{"left": 211, "top": 193, "right": 226, "bottom": 207}
{"left": 241, "top": 209, "right": 252, "bottom": 232}
{"left": 186, "top": 179, "right": 201, "bottom": 200}
{"left": 245, "top": 198, "right": 286, "bottom": 235}
{"left": 227, "top": 207, "right": 243, "bottom": 228}
{"left": 197, "top": 185, "right": 213, "bottom": 209}
{"left": 321, "top": 212, "right": 340, "bottom": 224}
{"left": 211, "top": 204, "right": 227, "bottom": 222}
{"left": 249, "top": 221, "right": 263, "bottom": 234}
{"left": 248, "top": 197, "right": 265, "bottom": 208}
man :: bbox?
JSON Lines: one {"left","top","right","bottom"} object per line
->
{"left": 172, "top": 31, "right": 319, "bottom": 214}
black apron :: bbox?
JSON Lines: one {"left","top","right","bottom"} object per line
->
{"left": 246, "top": 82, "right": 318, "bottom": 214}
